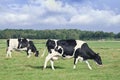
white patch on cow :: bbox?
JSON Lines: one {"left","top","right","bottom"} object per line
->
{"left": 72, "top": 40, "right": 86, "bottom": 56}
{"left": 75, "top": 40, "right": 85, "bottom": 50}
{"left": 27, "top": 49, "right": 32, "bottom": 58}
{"left": 64, "top": 56, "right": 73, "bottom": 59}
{"left": 27, "top": 39, "right": 30, "bottom": 41}
{"left": 78, "top": 56, "right": 84, "bottom": 62}
{"left": 9, "top": 39, "right": 19, "bottom": 49}
{"left": 57, "top": 46, "right": 62, "bottom": 50}
{"left": 6, "top": 39, "right": 19, "bottom": 58}
{"left": 43, "top": 49, "right": 61, "bottom": 70}
{"left": 51, "top": 49, "right": 62, "bottom": 57}
{"left": 18, "top": 47, "right": 27, "bottom": 51}
{"left": 52, "top": 56, "right": 59, "bottom": 60}
{"left": 54, "top": 39, "right": 58, "bottom": 49}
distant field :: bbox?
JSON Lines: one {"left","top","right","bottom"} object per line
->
{"left": 0, "top": 39, "right": 120, "bottom": 80}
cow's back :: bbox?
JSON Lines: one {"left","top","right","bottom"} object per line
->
{"left": 58, "top": 39, "right": 76, "bottom": 47}
{"left": 74, "top": 40, "right": 86, "bottom": 50}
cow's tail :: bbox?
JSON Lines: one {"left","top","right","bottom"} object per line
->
{"left": 41, "top": 47, "right": 47, "bottom": 57}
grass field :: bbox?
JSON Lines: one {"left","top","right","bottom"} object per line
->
{"left": 0, "top": 39, "right": 120, "bottom": 80}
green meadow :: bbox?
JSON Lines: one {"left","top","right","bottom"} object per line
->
{"left": 0, "top": 39, "right": 120, "bottom": 80}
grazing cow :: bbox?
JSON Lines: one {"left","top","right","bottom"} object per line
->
{"left": 43, "top": 39, "right": 102, "bottom": 70}
{"left": 6, "top": 38, "right": 39, "bottom": 58}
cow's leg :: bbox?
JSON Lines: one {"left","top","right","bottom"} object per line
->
{"left": 73, "top": 57, "right": 80, "bottom": 69}
{"left": 50, "top": 56, "right": 59, "bottom": 70}
{"left": 50, "top": 59, "right": 55, "bottom": 70}
{"left": 73, "top": 57, "right": 82, "bottom": 69}
{"left": 6, "top": 48, "right": 12, "bottom": 58}
{"left": 73, "top": 58, "right": 77, "bottom": 69}
{"left": 27, "top": 49, "right": 32, "bottom": 58}
{"left": 43, "top": 53, "right": 55, "bottom": 70}
{"left": 6, "top": 51, "right": 12, "bottom": 58}
{"left": 85, "top": 60, "right": 92, "bottom": 70}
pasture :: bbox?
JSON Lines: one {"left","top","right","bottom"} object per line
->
{"left": 0, "top": 39, "right": 120, "bottom": 80}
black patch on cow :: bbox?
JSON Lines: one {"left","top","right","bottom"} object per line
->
{"left": 28, "top": 41, "right": 39, "bottom": 57}
{"left": 20, "top": 38, "right": 29, "bottom": 48}
{"left": 18, "top": 38, "right": 21, "bottom": 42}
{"left": 17, "top": 38, "right": 22, "bottom": 48}
{"left": 28, "top": 41, "right": 36, "bottom": 52}
{"left": 58, "top": 39, "right": 76, "bottom": 47}
{"left": 7, "top": 39, "right": 9, "bottom": 47}
{"left": 74, "top": 43, "right": 96, "bottom": 60}
{"left": 46, "top": 39, "right": 56, "bottom": 53}
{"left": 57, "top": 48, "right": 62, "bottom": 54}
{"left": 57, "top": 39, "right": 77, "bottom": 57}
{"left": 17, "top": 38, "right": 29, "bottom": 49}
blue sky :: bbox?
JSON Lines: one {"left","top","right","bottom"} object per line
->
{"left": 0, "top": 0, "right": 120, "bottom": 33}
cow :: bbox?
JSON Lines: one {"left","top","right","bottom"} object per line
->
{"left": 43, "top": 39, "right": 102, "bottom": 70}
{"left": 6, "top": 38, "right": 39, "bottom": 58}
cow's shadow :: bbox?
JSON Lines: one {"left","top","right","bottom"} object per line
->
{"left": 25, "top": 65, "right": 64, "bottom": 70}
{"left": 25, "top": 65, "right": 42, "bottom": 69}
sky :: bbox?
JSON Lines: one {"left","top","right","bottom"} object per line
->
{"left": 0, "top": 0, "right": 120, "bottom": 33}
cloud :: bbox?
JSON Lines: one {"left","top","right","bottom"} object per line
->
{"left": 69, "top": 6, "right": 120, "bottom": 27}
{"left": 0, "top": 0, "right": 120, "bottom": 32}
{"left": 0, "top": 13, "right": 30, "bottom": 25}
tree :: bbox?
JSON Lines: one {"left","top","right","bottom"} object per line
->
{"left": 0, "top": 29, "right": 118, "bottom": 40}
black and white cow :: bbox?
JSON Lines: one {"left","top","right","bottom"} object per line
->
{"left": 43, "top": 39, "right": 102, "bottom": 70}
{"left": 6, "top": 38, "right": 39, "bottom": 58}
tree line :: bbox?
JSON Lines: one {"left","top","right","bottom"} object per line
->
{"left": 0, "top": 29, "right": 120, "bottom": 40}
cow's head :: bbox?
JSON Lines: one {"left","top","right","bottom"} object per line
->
{"left": 35, "top": 51, "right": 39, "bottom": 57}
{"left": 47, "top": 39, "right": 56, "bottom": 48}
{"left": 46, "top": 39, "right": 57, "bottom": 53}
{"left": 94, "top": 53, "right": 102, "bottom": 66}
